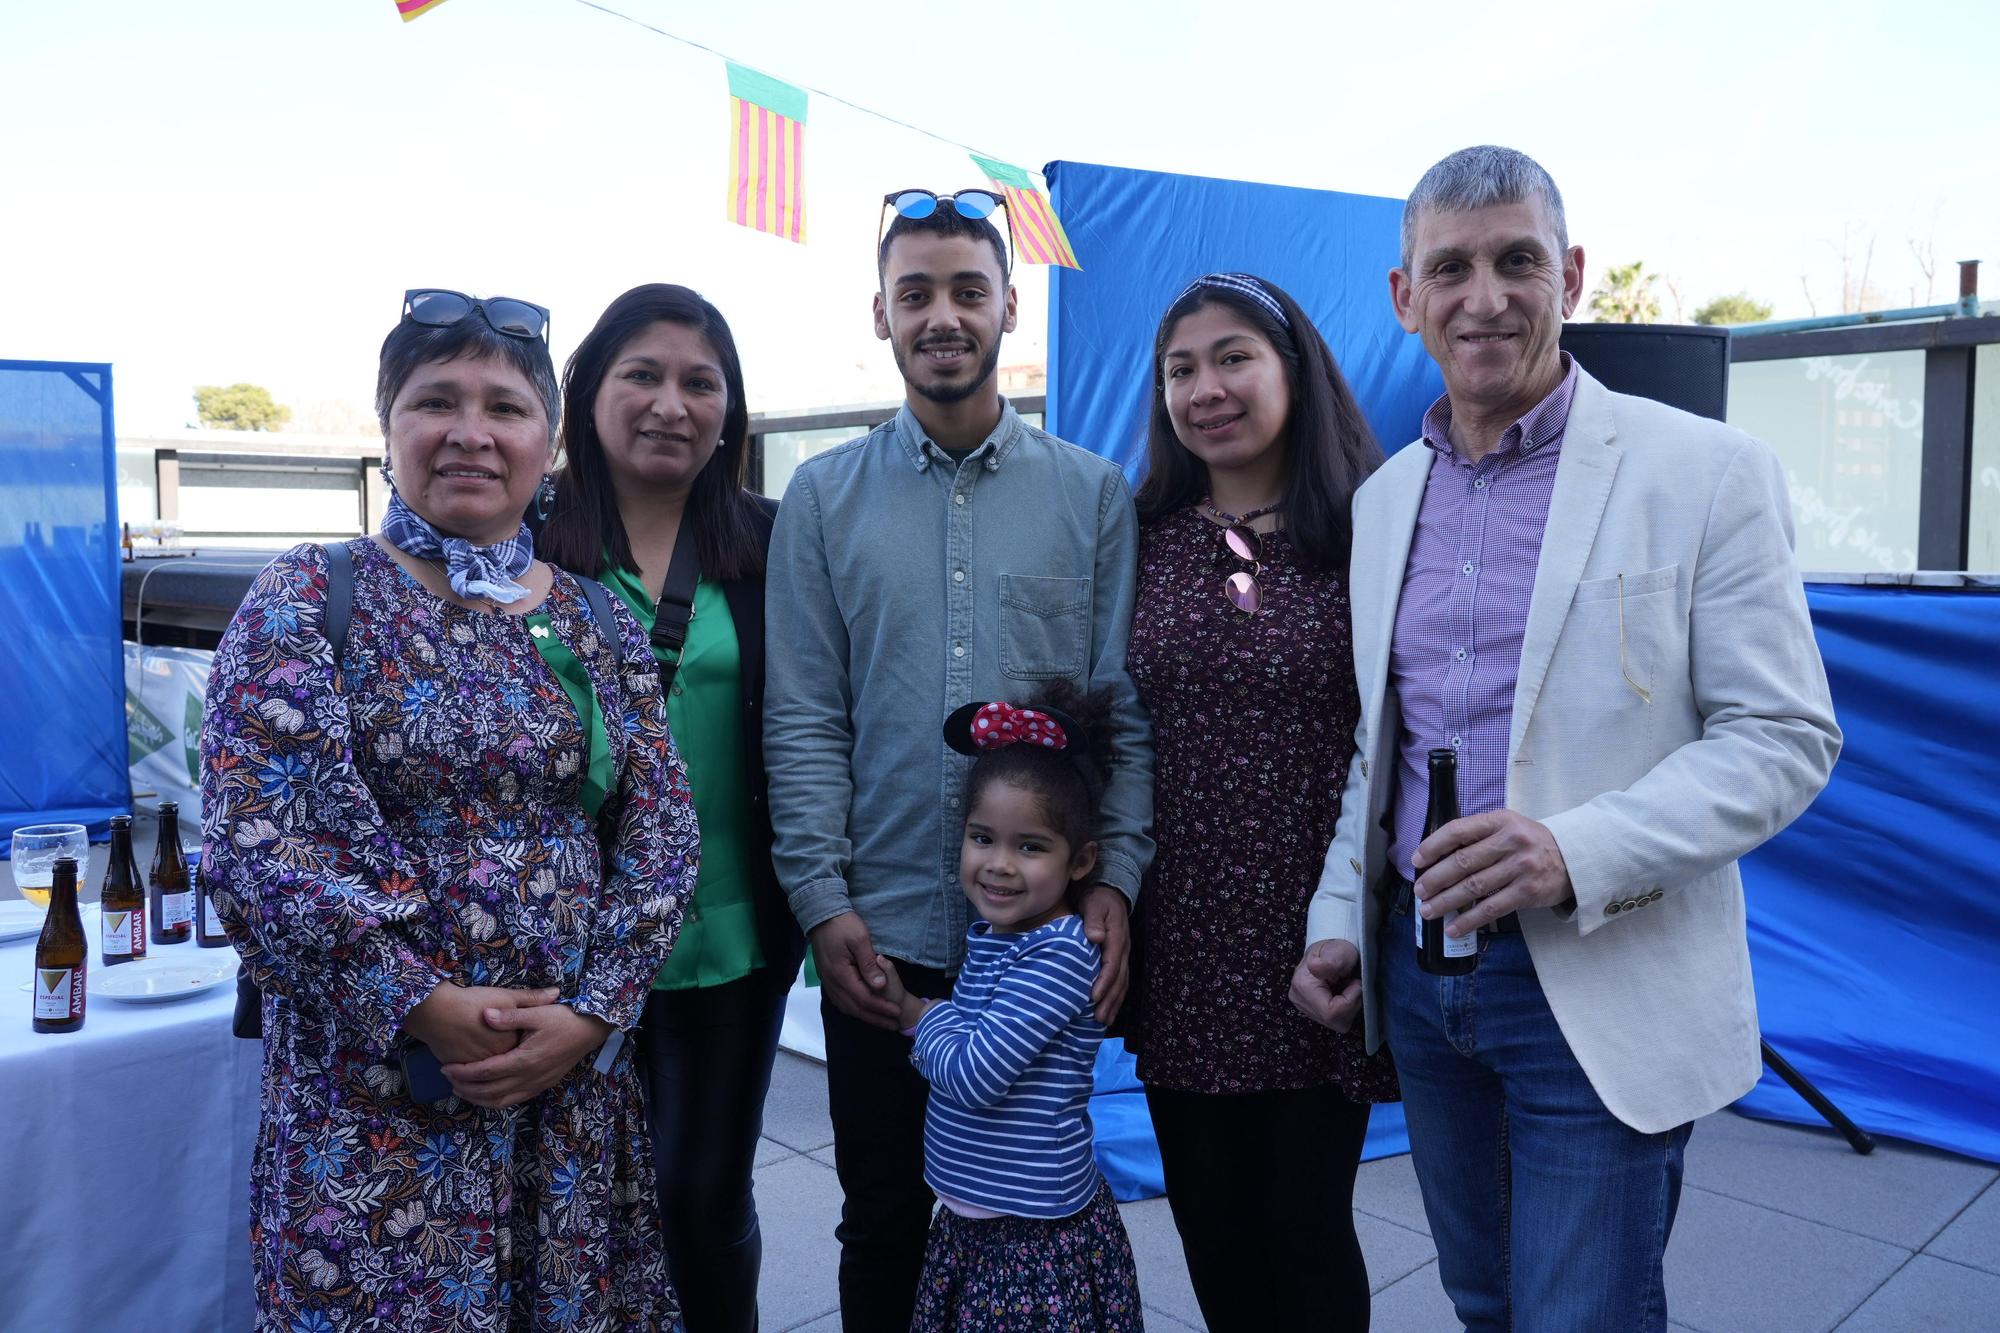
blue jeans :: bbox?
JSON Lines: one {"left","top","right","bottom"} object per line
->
{"left": 1382, "top": 912, "right": 1692, "bottom": 1332}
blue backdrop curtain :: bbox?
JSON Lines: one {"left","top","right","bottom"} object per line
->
{"left": 1737, "top": 584, "right": 2000, "bottom": 1163}
{"left": 0, "top": 360, "right": 130, "bottom": 844}
{"left": 1043, "top": 159, "right": 1440, "bottom": 480}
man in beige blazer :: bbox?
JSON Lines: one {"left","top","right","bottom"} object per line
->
{"left": 1290, "top": 146, "right": 1840, "bottom": 1331}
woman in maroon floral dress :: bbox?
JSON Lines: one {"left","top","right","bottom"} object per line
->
{"left": 1125, "top": 273, "right": 1394, "bottom": 1330}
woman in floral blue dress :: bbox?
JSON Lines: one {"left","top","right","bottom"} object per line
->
{"left": 200, "top": 291, "right": 697, "bottom": 1332}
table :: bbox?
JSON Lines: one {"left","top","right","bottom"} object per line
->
{"left": 2, "top": 906, "right": 259, "bottom": 1333}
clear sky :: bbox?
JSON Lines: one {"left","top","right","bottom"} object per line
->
{"left": 3, "top": 0, "right": 1994, "bottom": 436}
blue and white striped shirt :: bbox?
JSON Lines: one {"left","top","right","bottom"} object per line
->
{"left": 912, "top": 915, "right": 1105, "bottom": 1219}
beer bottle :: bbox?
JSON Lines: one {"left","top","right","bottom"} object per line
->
{"left": 32, "top": 856, "right": 86, "bottom": 1033}
{"left": 149, "top": 801, "right": 194, "bottom": 945}
{"left": 194, "top": 844, "right": 229, "bottom": 949}
{"left": 1417, "top": 748, "right": 1479, "bottom": 976}
{"left": 100, "top": 814, "right": 147, "bottom": 965}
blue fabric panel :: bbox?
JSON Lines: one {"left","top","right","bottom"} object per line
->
{"left": 0, "top": 361, "right": 130, "bottom": 845}
{"left": 1735, "top": 585, "right": 2000, "bottom": 1164}
{"left": 1043, "top": 160, "right": 1443, "bottom": 478}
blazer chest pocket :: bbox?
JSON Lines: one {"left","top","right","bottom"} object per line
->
{"left": 1564, "top": 563, "right": 1683, "bottom": 710}
{"left": 1000, "top": 574, "right": 1091, "bottom": 681}
{"left": 1571, "top": 564, "right": 1679, "bottom": 604}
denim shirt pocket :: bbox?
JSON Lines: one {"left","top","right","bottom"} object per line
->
{"left": 999, "top": 573, "right": 1092, "bottom": 681}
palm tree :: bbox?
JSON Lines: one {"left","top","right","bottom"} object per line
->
{"left": 1588, "top": 261, "right": 1663, "bottom": 324}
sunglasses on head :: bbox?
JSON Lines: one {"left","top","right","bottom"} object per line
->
{"left": 877, "top": 189, "right": 1013, "bottom": 273}
{"left": 402, "top": 289, "right": 551, "bottom": 343}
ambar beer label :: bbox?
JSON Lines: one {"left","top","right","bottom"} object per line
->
{"left": 34, "top": 967, "right": 83, "bottom": 1020}
{"left": 103, "top": 910, "right": 137, "bottom": 958}
{"left": 161, "top": 891, "right": 194, "bottom": 930}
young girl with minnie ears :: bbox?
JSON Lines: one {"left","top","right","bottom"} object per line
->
{"left": 876, "top": 682, "right": 1144, "bottom": 1332}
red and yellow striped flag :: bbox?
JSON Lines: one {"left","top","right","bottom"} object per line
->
{"left": 395, "top": 0, "right": 451, "bottom": 21}
{"left": 727, "top": 64, "right": 807, "bottom": 244}
{"left": 971, "top": 155, "right": 1079, "bottom": 270}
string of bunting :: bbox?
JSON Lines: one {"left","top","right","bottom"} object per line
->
{"left": 397, "top": 0, "right": 1083, "bottom": 265}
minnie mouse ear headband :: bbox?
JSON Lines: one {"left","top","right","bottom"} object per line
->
{"left": 944, "top": 699, "right": 1086, "bottom": 759}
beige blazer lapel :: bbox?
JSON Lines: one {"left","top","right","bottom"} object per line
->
{"left": 1509, "top": 372, "right": 1623, "bottom": 761}
{"left": 1358, "top": 444, "right": 1433, "bottom": 685}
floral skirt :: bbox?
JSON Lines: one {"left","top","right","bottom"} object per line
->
{"left": 911, "top": 1181, "right": 1143, "bottom": 1332}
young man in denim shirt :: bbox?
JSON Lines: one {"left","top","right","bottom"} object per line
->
{"left": 765, "top": 195, "right": 1154, "bottom": 1331}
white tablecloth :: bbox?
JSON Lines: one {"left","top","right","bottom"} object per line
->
{"left": 2, "top": 908, "right": 260, "bottom": 1333}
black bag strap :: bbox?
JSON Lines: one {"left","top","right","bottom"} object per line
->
{"left": 575, "top": 573, "right": 615, "bottom": 638}
{"left": 648, "top": 519, "right": 702, "bottom": 690}
{"left": 323, "top": 538, "right": 355, "bottom": 662}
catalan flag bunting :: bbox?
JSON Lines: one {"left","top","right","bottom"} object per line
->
{"left": 727, "top": 64, "right": 808, "bottom": 243}
{"left": 971, "top": 154, "right": 1080, "bottom": 270}
{"left": 396, "top": 0, "right": 451, "bottom": 21}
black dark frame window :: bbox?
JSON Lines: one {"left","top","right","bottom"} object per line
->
{"left": 1731, "top": 316, "right": 1997, "bottom": 571}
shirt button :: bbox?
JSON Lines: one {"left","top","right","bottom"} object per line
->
{"left": 948, "top": 796, "right": 960, "bottom": 808}
{"left": 1473, "top": 477, "right": 1488, "bottom": 490}
{"left": 1462, "top": 561, "right": 1476, "bottom": 576}
{"left": 1454, "top": 648, "right": 1468, "bottom": 662}
{"left": 1450, "top": 734, "right": 1464, "bottom": 748}
{"left": 953, "top": 570, "right": 966, "bottom": 583}
{"left": 985, "top": 458, "right": 999, "bottom": 470}
{"left": 671, "top": 682, "right": 683, "bottom": 696}
{"left": 953, "top": 644, "right": 966, "bottom": 658}
{"left": 954, "top": 493, "right": 967, "bottom": 506}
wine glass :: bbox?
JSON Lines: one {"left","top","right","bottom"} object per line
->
{"left": 10, "top": 824, "right": 89, "bottom": 909}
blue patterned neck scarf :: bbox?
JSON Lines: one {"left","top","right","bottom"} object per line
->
{"left": 379, "top": 491, "right": 536, "bottom": 604}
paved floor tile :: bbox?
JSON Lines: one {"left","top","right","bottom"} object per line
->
{"left": 1141, "top": 1309, "right": 1202, "bottom": 1330}
{"left": 1369, "top": 1259, "right": 1461, "bottom": 1332}
{"left": 1665, "top": 1186, "right": 1909, "bottom": 1332}
{"left": 1353, "top": 1151, "right": 1433, "bottom": 1237}
{"left": 756, "top": 1136, "right": 796, "bottom": 1169}
{"left": 763, "top": 1051, "right": 838, "bottom": 1153}
{"left": 809, "top": 1144, "right": 839, "bottom": 1170}
{"left": 1685, "top": 1110, "right": 1997, "bottom": 1248}
{"left": 1358, "top": 1212, "right": 1438, "bottom": 1294}
{"left": 1925, "top": 1178, "right": 2000, "bottom": 1275}
{"left": 756, "top": 1152, "right": 847, "bottom": 1330}
{"left": 1119, "top": 1196, "right": 1204, "bottom": 1329}
{"left": 781, "top": 1314, "right": 842, "bottom": 1333}
{"left": 1837, "top": 1253, "right": 2000, "bottom": 1331}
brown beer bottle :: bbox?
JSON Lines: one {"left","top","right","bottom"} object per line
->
{"left": 149, "top": 801, "right": 193, "bottom": 945}
{"left": 194, "top": 837, "right": 229, "bottom": 948}
{"left": 1417, "top": 748, "right": 1479, "bottom": 976}
{"left": 32, "top": 856, "right": 86, "bottom": 1033}
{"left": 100, "top": 814, "right": 147, "bottom": 965}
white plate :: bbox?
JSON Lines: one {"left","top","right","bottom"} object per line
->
{"left": 90, "top": 954, "right": 238, "bottom": 1003}
{"left": 0, "top": 901, "right": 47, "bottom": 944}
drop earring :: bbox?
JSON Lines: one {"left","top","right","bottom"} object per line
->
{"left": 533, "top": 472, "right": 557, "bottom": 523}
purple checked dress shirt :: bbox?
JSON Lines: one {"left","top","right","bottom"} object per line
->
{"left": 1387, "top": 355, "right": 1581, "bottom": 881}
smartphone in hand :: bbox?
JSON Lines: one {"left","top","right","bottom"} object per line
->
{"left": 401, "top": 1042, "right": 454, "bottom": 1104}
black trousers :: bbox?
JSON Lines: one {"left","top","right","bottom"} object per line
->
{"left": 1144, "top": 1083, "right": 1375, "bottom": 1333}
{"left": 637, "top": 973, "right": 790, "bottom": 1333}
{"left": 821, "top": 958, "right": 957, "bottom": 1333}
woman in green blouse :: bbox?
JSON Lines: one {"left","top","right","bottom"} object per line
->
{"left": 540, "top": 284, "right": 806, "bottom": 1333}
